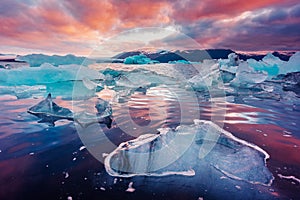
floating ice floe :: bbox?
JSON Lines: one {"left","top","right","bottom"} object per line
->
{"left": 28, "top": 93, "right": 73, "bottom": 126}
{"left": 104, "top": 119, "right": 274, "bottom": 186}
{"left": 28, "top": 93, "right": 113, "bottom": 128}
{"left": 0, "top": 85, "right": 46, "bottom": 99}
{"left": 74, "top": 97, "right": 113, "bottom": 128}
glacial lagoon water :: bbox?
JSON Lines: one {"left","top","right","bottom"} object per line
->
{"left": 0, "top": 62, "right": 300, "bottom": 200}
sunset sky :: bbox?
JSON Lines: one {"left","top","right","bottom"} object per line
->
{"left": 0, "top": 0, "right": 300, "bottom": 56}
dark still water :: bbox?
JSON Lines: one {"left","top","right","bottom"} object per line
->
{"left": 0, "top": 83, "right": 300, "bottom": 200}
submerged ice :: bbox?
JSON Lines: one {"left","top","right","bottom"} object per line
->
{"left": 104, "top": 120, "right": 274, "bottom": 186}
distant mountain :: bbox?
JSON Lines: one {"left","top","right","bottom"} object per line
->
{"left": 2, "top": 49, "right": 294, "bottom": 67}
{"left": 113, "top": 49, "right": 294, "bottom": 63}
{"left": 0, "top": 54, "right": 22, "bottom": 62}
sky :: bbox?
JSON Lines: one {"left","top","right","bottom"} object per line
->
{"left": 0, "top": 0, "right": 300, "bottom": 56}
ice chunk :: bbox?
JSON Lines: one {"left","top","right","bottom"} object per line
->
{"left": 230, "top": 62, "right": 268, "bottom": 87}
{"left": 74, "top": 98, "right": 113, "bottom": 129}
{"left": 219, "top": 53, "right": 239, "bottom": 73}
{"left": 188, "top": 64, "right": 221, "bottom": 90}
{"left": 125, "top": 182, "right": 136, "bottom": 192}
{"left": 0, "top": 85, "right": 46, "bottom": 99}
{"left": 228, "top": 53, "right": 240, "bottom": 66}
{"left": 279, "top": 52, "right": 300, "bottom": 74}
{"left": 28, "top": 93, "right": 73, "bottom": 126}
{"left": 220, "top": 65, "right": 238, "bottom": 74}
{"left": 262, "top": 53, "right": 285, "bottom": 66}
{"left": 82, "top": 77, "right": 99, "bottom": 90}
{"left": 96, "top": 86, "right": 117, "bottom": 102}
{"left": 95, "top": 98, "right": 112, "bottom": 118}
{"left": 123, "top": 54, "right": 159, "bottom": 65}
{"left": 247, "top": 57, "right": 280, "bottom": 77}
{"left": 168, "top": 60, "right": 191, "bottom": 64}
{"left": 220, "top": 70, "right": 235, "bottom": 83}
{"left": 116, "top": 69, "right": 175, "bottom": 89}
{"left": 28, "top": 94, "right": 113, "bottom": 128}
{"left": 0, "top": 63, "right": 104, "bottom": 85}
{"left": 104, "top": 120, "right": 273, "bottom": 186}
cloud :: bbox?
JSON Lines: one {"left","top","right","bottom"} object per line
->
{"left": 213, "top": 4, "right": 300, "bottom": 51}
{"left": 0, "top": 0, "right": 299, "bottom": 55}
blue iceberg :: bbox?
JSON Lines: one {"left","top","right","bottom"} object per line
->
{"left": 123, "top": 54, "right": 159, "bottom": 65}
{"left": 0, "top": 63, "right": 104, "bottom": 86}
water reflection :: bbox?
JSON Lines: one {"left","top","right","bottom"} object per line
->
{"left": 0, "top": 87, "right": 300, "bottom": 199}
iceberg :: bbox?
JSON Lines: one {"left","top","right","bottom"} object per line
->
{"left": 230, "top": 62, "right": 268, "bottom": 87}
{"left": 247, "top": 56, "right": 280, "bottom": 77}
{"left": 262, "top": 53, "right": 285, "bottom": 66}
{"left": 228, "top": 53, "right": 240, "bottom": 66}
{"left": 279, "top": 52, "right": 300, "bottom": 74}
{"left": 168, "top": 60, "right": 191, "bottom": 64}
{"left": 123, "top": 54, "right": 159, "bottom": 65}
{"left": 246, "top": 52, "right": 300, "bottom": 76}
{"left": 188, "top": 64, "right": 221, "bottom": 90}
{"left": 0, "top": 85, "right": 46, "bottom": 99}
{"left": 116, "top": 69, "right": 176, "bottom": 89}
{"left": 28, "top": 94, "right": 113, "bottom": 128}
{"left": 16, "top": 54, "right": 93, "bottom": 67}
{"left": 104, "top": 120, "right": 273, "bottom": 186}
{"left": 219, "top": 53, "right": 239, "bottom": 74}
{"left": 73, "top": 97, "right": 113, "bottom": 128}
{"left": 28, "top": 93, "right": 73, "bottom": 126}
{"left": 0, "top": 63, "right": 104, "bottom": 86}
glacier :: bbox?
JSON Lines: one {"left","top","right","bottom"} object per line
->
{"left": 104, "top": 119, "right": 274, "bottom": 186}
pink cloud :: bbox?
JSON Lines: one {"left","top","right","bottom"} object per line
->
{"left": 0, "top": 0, "right": 299, "bottom": 55}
